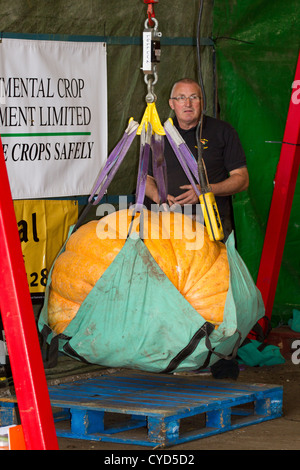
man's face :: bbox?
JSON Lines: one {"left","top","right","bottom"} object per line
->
{"left": 169, "top": 82, "right": 202, "bottom": 130}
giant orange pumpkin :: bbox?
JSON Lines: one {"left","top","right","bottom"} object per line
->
{"left": 48, "top": 209, "right": 229, "bottom": 334}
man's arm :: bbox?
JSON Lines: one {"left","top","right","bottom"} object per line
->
{"left": 210, "top": 167, "right": 249, "bottom": 197}
{"left": 174, "top": 167, "right": 249, "bottom": 205}
{"left": 145, "top": 175, "right": 177, "bottom": 206}
{"left": 145, "top": 175, "right": 160, "bottom": 204}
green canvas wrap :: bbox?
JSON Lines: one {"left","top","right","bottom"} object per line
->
{"left": 38, "top": 232, "right": 265, "bottom": 373}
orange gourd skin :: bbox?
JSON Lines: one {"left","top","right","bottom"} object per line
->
{"left": 48, "top": 209, "right": 229, "bottom": 334}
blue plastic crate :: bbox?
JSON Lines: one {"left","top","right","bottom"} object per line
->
{"left": 47, "top": 372, "right": 283, "bottom": 447}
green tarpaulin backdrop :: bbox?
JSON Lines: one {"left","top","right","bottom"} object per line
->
{"left": 213, "top": 0, "right": 300, "bottom": 325}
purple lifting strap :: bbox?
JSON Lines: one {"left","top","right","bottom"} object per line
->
{"left": 135, "top": 125, "right": 168, "bottom": 211}
{"left": 164, "top": 121, "right": 201, "bottom": 198}
{"left": 84, "top": 118, "right": 200, "bottom": 217}
{"left": 88, "top": 121, "right": 139, "bottom": 205}
{"left": 135, "top": 136, "right": 151, "bottom": 211}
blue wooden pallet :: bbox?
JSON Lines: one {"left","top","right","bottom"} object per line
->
{"left": 47, "top": 372, "right": 283, "bottom": 447}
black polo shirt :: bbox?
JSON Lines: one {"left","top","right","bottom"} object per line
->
{"left": 147, "top": 115, "right": 247, "bottom": 221}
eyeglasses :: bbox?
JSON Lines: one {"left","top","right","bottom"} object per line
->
{"left": 170, "top": 95, "right": 201, "bottom": 103}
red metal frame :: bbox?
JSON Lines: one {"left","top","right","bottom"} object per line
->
{"left": 256, "top": 52, "right": 300, "bottom": 335}
{"left": 0, "top": 137, "right": 59, "bottom": 449}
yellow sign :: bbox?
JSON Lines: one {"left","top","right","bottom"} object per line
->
{"left": 13, "top": 199, "right": 78, "bottom": 294}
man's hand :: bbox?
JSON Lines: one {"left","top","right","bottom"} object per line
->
{"left": 167, "top": 194, "right": 177, "bottom": 206}
{"left": 174, "top": 185, "right": 200, "bottom": 205}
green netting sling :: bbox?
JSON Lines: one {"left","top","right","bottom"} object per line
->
{"left": 38, "top": 228, "right": 265, "bottom": 373}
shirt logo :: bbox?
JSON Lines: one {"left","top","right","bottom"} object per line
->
{"left": 195, "top": 138, "right": 208, "bottom": 151}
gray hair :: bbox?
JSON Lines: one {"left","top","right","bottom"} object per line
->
{"left": 170, "top": 78, "right": 202, "bottom": 99}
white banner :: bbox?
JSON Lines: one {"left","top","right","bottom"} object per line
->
{"left": 0, "top": 38, "right": 107, "bottom": 199}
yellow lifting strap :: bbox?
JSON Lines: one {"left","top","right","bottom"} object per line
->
{"left": 136, "top": 102, "right": 165, "bottom": 136}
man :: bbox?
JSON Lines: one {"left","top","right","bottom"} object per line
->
{"left": 145, "top": 78, "right": 249, "bottom": 240}
{"left": 145, "top": 78, "right": 249, "bottom": 379}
